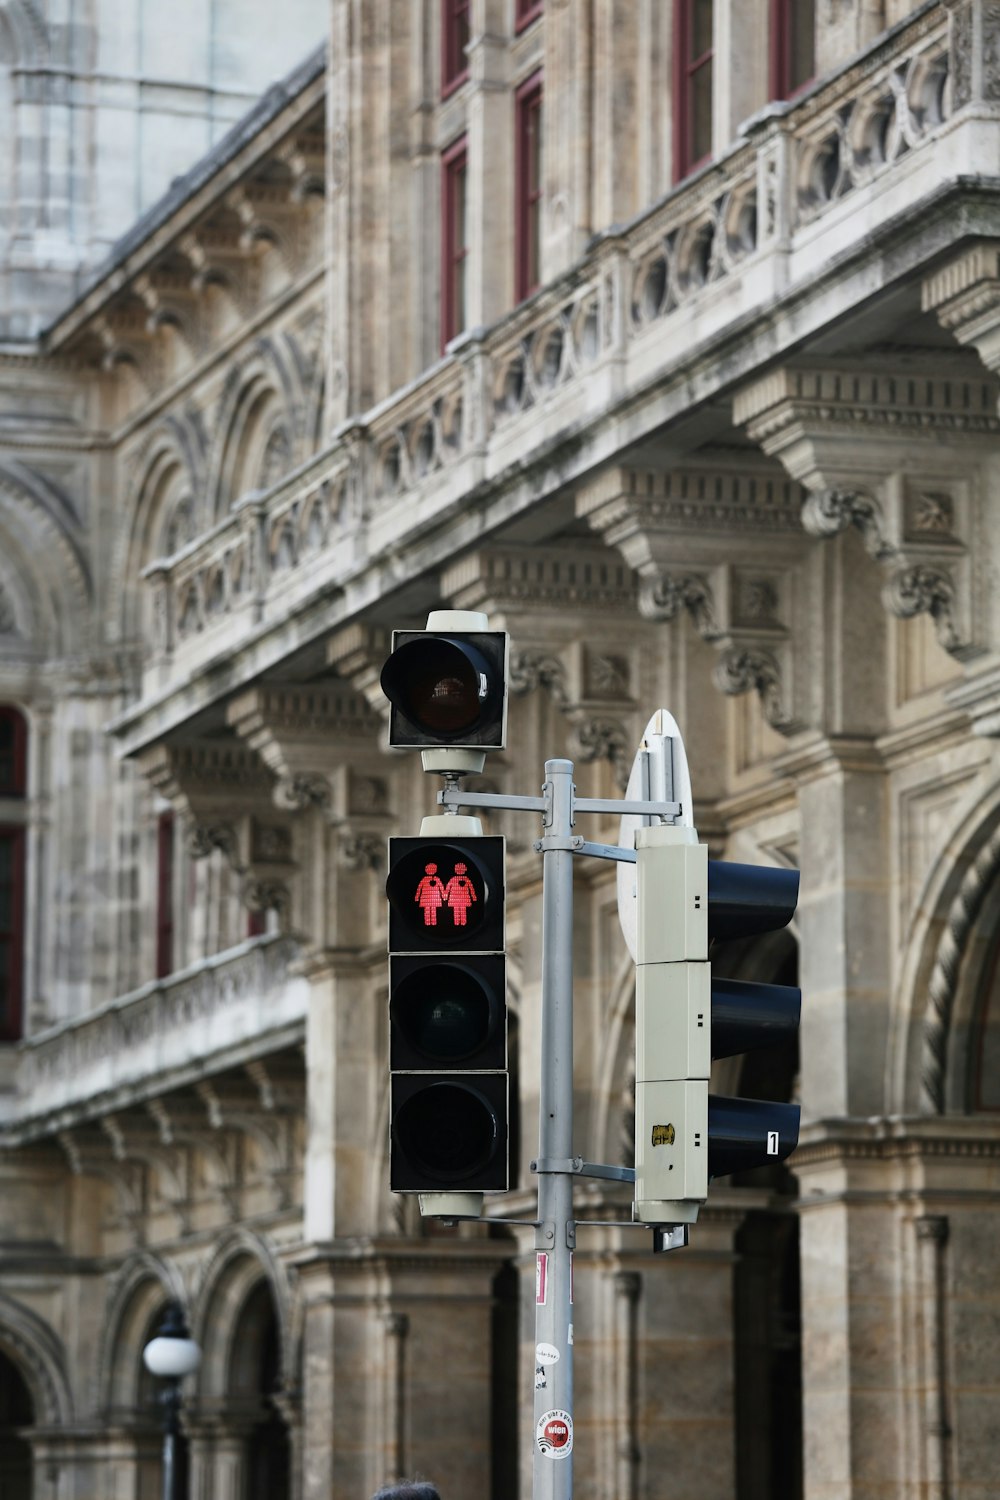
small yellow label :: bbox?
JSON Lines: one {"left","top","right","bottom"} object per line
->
{"left": 651, "top": 1123, "right": 675, "bottom": 1147}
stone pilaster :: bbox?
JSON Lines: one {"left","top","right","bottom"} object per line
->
{"left": 794, "top": 1117, "right": 1000, "bottom": 1500}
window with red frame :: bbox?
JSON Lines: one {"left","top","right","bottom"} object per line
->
{"left": 248, "top": 908, "right": 267, "bottom": 938}
{"left": 156, "top": 810, "right": 175, "bottom": 980}
{"left": 0, "top": 827, "right": 25, "bottom": 1042}
{"left": 515, "top": 73, "right": 543, "bottom": 302}
{"left": 441, "top": 136, "right": 469, "bottom": 350}
{"left": 771, "top": 0, "right": 815, "bottom": 99}
{"left": 674, "top": 0, "right": 714, "bottom": 180}
{"left": 442, "top": 0, "right": 471, "bottom": 95}
{"left": 515, "top": 0, "right": 543, "bottom": 31}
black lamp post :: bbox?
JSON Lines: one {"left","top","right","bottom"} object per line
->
{"left": 142, "top": 1302, "right": 201, "bottom": 1500}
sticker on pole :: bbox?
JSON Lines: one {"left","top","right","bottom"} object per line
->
{"left": 535, "top": 1342, "right": 560, "bottom": 1366}
{"left": 536, "top": 1253, "right": 548, "bottom": 1305}
{"left": 536, "top": 1409, "right": 573, "bottom": 1460}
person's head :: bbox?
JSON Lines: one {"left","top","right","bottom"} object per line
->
{"left": 371, "top": 1485, "right": 441, "bottom": 1500}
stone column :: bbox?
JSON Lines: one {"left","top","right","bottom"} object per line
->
{"left": 466, "top": 0, "right": 513, "bottom": 327}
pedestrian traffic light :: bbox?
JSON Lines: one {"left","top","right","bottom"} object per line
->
{"left": 380, "top": 610, "right": 508, "bottom": 754}
{"left": 386, "top": 833, "right": 508, "bottom": 1193}
{"left": 632, "top": 824, "right": 801, "bottom": 1224}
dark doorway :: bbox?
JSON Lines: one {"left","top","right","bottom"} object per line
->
{"left": 726, "top": 942, "right": 804, "bottom": 1500}
{"left": 233, "top": 1281, "right": 291, "bottom": 1500}
{"left": 0, "top": 1347, "right": 34, "bottom": 1500}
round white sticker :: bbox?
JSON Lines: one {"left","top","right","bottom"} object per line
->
{"left": 536, "top": 1409, "right": 573, "bottom": 1460}
{"left": 535, "top": 1342, "right": 560, "bottom": 1366}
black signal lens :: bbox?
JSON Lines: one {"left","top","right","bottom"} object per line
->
{"left": 381, "top": 637, "right": 493, "bottom": 738}
{"left": 393, "top": 963, "right": 495, "bottom": 1062}
{"left": 393, "top": 1082, "right": 499, "bottom": 1182}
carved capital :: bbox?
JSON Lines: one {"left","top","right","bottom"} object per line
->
{"left": 637, "top": 570, "right": 721, "bottom": 638}
{"left": 337, "top": 831, "right": 383, "bottom": 871}
{"left": 883, "top": 563, "right": 962, "bottom": 653}
{"left": 186, "top": 820, "right": 241, "bottom": 867}
{"left": 712, "top": 647, "right": 798, "bottom": 733}
{"left": 570, "top": 716, "right": 630, "bottom": 789}
{"left": 509, "top": 647, "right": 569, "bottom": 706}
{"left": 801, "top": 488, "right": 892, "bottom": 560}
{"left": 273, "top": 773, "right": 332, "bottom": 814}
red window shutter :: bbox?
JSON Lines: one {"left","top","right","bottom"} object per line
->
{"left": 441, "top": 135, "right": 470, "bottom": 350}
{"left": 441, "top": 0, "right": 471, "bottom": 95}
{"left": 770, "top": 0, "right": 816, "bottom": 100}
{"left": 515, "top": 72, "right": 544, "bottom": 302}
{"left": 674, "top": 0, "right": 714, "bottom": 181}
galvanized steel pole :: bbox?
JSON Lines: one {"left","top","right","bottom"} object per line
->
{"left": 533, "top": 758, "right": 576, "bottom": 1498}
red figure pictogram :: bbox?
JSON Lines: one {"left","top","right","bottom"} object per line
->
{"left": 444, "top": 861, "right": 477, "bottom": 927}
{"left": 414, "top": 863, "right": 446, "bottom": 926}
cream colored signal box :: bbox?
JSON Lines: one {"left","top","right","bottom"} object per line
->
{"left": 633, "top": 824, "right": 710, "bottom": 1222}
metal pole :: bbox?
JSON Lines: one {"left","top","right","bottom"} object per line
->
{"left": 533, "top": 758, "right": 575, "bottom": 1498}
{"left": 162, "top": 1380, "right": 180, "bottom": 1500}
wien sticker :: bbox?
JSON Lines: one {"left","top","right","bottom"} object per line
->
{"left": 536, "top": 1409, "right": 573, "bottom": 1460}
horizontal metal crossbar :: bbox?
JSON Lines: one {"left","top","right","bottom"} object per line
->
{"left": 531, "top": 1156, "right": 637, "bottom": 1184}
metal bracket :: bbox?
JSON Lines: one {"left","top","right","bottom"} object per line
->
{"left": 574, "top": 796, "right": 681, "bottom": 818}
{"left": 437, "top": 788, "right": 548, "bottom": 813}
{"left": 533, "top": 836, "right": 580, "bottom": 853}
{"left": 531, "top": 1156, "right": 637, "bottom": 1184}
{"left": 571, "top": 840, "right": 637, "bottom": 864}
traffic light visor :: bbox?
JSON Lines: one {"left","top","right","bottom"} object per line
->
{"left": 708, "top": 862, "right": 799, "bottom": 942}
{"left": 381, "top": 635, "right": 497, "bottom": 739}
{"left": 707, "top": 1096, "right": 800, "bottom": 1178}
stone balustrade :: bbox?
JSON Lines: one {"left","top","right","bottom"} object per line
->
{"left": 133, "top": 1, "right": 954, "bottom": 706}
{"left": 4, "top": 935, "right": 305, "bottom": 1136}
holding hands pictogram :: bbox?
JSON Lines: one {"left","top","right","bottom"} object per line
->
{"left": 414, "top": 860, "right": 478, "bottom": 928}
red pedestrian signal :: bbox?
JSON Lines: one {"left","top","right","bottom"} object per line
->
{"left": 386, "top": 835, "right": 508, "bottom": 1193}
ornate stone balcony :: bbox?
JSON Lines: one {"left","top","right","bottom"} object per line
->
{"left": 2, "top": 935, "right": 305, "bottom": 1138}
{"left": 116, "top": 1, "right": 978, "bottom": 753}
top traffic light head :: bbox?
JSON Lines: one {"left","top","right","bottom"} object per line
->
{"left": 381, "top": 627, "right": 508, "bottom": 752}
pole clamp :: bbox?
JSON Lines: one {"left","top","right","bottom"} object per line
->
{"left": 532, "top": 835, "right": 584, "bottom": 854}
{"left": 531, "top": 1156, "right": 637, "bottom": 1184}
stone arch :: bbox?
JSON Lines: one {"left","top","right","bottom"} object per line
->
{"left": 206, "top": 340, "right": 302, "bottom": 517}
{"left": 0, "top": 461, "right": 91, "bottom": 655}
{"left": 0, "top": 1291, "right": 73, "bottom": 1427}
{"left": 192, "top": 1228, "right": 293, "bottom": 1396}
{"left": 591, "top": 944, "right": 638, "bottom": 1170}
{"left": 892, "top": 780, "right": 1000, "bottom": 1115}
{"left": 99, "top": 1252, "right": 184, "bottom": 1415}
{"left": 0, "top": 1, "right": 47, "bottom": 66}
{"left": 117, "top": 442, "right": 195, "bottom": 648}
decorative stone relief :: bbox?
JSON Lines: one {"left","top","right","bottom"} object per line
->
{"left": 509, "top": 648, "right": 570, "bottom": 707}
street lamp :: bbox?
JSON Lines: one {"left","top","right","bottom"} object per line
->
{"left": 142, "top": 1301, "right": 201, "bottom": 1500}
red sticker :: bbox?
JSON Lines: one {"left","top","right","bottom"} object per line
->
{"left": 536, "top": 1252, "right": 548, "bottom": 1305}
{"left": 536, "top": 1409, "right": 573, "bottom": 1459}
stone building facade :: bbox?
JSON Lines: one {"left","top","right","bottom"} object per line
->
{"left": 1, "top": 1, "right": 1000, "bottom": 1497}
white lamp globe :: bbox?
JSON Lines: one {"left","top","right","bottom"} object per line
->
{"left": 143, "top": 1303, "right": 202, "bottom": 1380}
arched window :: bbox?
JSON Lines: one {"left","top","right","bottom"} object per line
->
{"left": 0, "top": 707, "right": 27, "bottom": 1042}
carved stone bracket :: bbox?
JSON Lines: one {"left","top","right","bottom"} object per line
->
{"left": 227, "top": 685, "right": 380, "bottom": 818}
{"left": 325, "top": 623, "right": 392, "bottom": 719}
{"left": 637, "top": 571, "right": 722, "bottom": 637}
{"left": 735, "top": 366, "right": 989, "bottom": 661}
{"left": 509, "top": 647, "right": 570, "bottom": 706}
{"left": 576, "top": 467, "right": 806, "bottom": 733}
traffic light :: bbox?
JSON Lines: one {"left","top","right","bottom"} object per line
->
{"left": 380, "top": 614, "right": 508, "bottom": 753}
{"left": 386, "top": 833, "right": 508, "bottom": 1193}
{"left": 633, "top": 824, "right": 800, "bottom": 1224}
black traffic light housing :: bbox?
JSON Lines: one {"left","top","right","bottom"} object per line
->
{"left": 386, "top": 835, "right": 508, "bottom": 1194}
{"left": 380, "top": 630, "right": 508, "bottom": 751}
